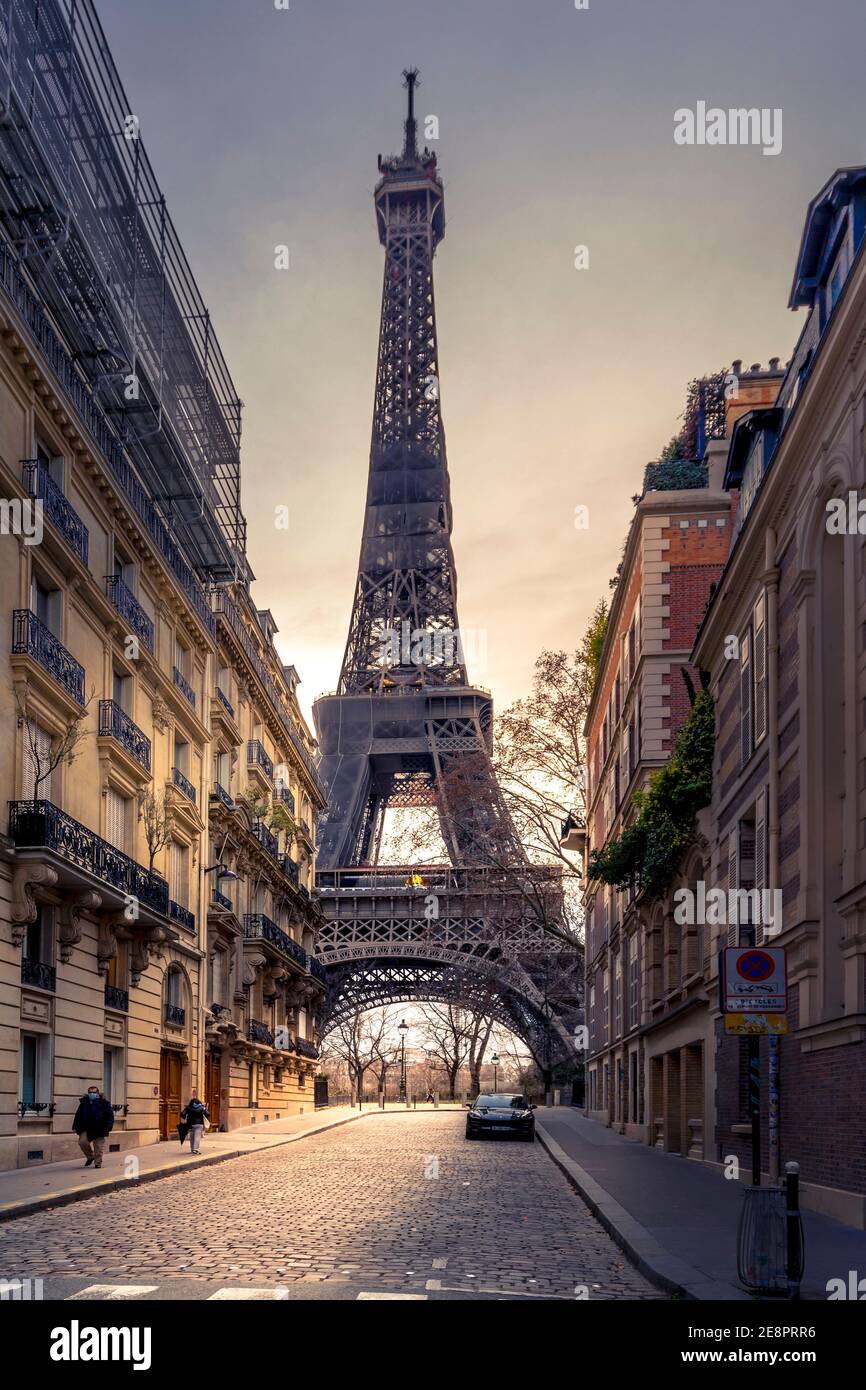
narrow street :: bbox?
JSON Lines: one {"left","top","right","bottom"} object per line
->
{"left": 0, "top": 1112, "right": 662, "bottom": 1301}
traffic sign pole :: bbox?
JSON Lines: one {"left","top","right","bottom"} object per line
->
{"left": 749, "top": 1036, "right": 761, "bottom": 1185}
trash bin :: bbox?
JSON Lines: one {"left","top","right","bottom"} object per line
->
{"left": 736, "top": 1178, "right": 804, "bottom": 1294}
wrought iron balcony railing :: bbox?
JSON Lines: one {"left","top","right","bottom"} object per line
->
{"left": 165, "top": 1004, "right": 186, "bottom": 1026}
{"left": 104, "top": 576, "right": 154, "bottom": 655}
{"left": 300, "top": 818, "right": 312, "bottom": 838}
{"left": 21, "top": 957, "right": 55, "bottom": 991}
{"left": 98, "top": 699, "right": 151, "bottom": 773}
{"left": 251, "top": 819, "right": 279, "bottom": 860}
{"left": 211, "top": 889, "right": 233, "bottom": 911}
{"left": 169, "top": 900, "right": 195, "bottom": 931}
{"left": 12, "top": 610, "right": 85, "bottom": 706}
{"left": 8, "top": 800, "right": 169, "bottom": 915}
{"left": 211, "top": 782, "right": 233, "bottom": 809}
{"left": 18, "top": 1100, "right": 56, "bottom": 1117}
{"left": 295, "top": 1037, "right": 320, "bottom": 1060}
{"left": 21, "top": 459, "right": 89, "bottom": 565}
{"left": 281, "top": 853, "right": 299, "bottom": 886}
{"left": 309, "top": 957, "right": 327, "bottom": 985}
{"left": 104, "top": 984, "right": 129, "bottom": 1011}
{"left": 299, "top": 884, "right": 310, "bottom": 901}
{"left": 173, "top": 666, "right": 196, "bottom": 708}
{"left": 172, "top": 766, "right": 196, "bottom": 803}
{"left": 247, "top": 739, "right": 273, "bottom": 779}
{"left": 243, "top": 913, "right": 308, "bottom": 970}
{"left": 276, "top": 786, "right": 295, "bottom": 813}
{"left": 247, "top": 1019, "right": 275, "bottom": 1046}
{"left": 214, "top": 685, "right": 235, "bottom": 718}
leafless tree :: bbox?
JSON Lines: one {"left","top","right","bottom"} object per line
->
{"left": 138, "top": 788, "right": 172, "bottom": 872}
{"left": 16, "top": 688, "right": 94, "bottom": 798}
{"left": 324, "top": 1007, "right": 397, "bottom": 1102}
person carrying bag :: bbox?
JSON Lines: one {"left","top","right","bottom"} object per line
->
{"left": 180, "top": 1088, "right": 209, "bottom": 1154}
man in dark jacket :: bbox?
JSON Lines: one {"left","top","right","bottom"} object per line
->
{"left": 72, "top": 1086, "right": 114, "bottom": 1168}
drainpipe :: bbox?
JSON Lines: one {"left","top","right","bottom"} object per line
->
{"left": 764, "top": 527, "right": 781, "bottom": 1181}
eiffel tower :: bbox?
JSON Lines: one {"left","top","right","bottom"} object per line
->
{"left": 314, "top": 72, "right": 581, "bottom": 1072}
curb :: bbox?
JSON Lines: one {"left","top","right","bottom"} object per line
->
{"left": 535, "top": 1120, "right": 750, "bottom": 1302}
{"left": 0, "top": 1108, "right": 373, "bottom": 1225}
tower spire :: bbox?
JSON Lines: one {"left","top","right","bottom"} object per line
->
{"left": 402, "top": 66, "right": 419, "bottom": 159}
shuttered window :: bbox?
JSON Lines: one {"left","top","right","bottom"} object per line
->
{"left": 169, "top": 840, "right": 189, "bottom": 907}
{"left": 753, "top": 789, "right": 767, "bottom": 946}
{"left": 740, "top": 629, "right": 752, "bottom": 767}
{"left": 106, "top": 788, "right": 127, "bottom": 852}
{"left": 22, "top": 721, "right": 52, "bottom": 799}
{"left": 725, "top": 828, "right": 740, "bottom": 948}
{"left": 753, "top": 594, "right": 767, "bottom": 746}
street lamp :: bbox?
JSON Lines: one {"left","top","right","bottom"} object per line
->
{"left": 492, "top": 1052, "right": 500, "bottom": 1092}
{"left": 398, "top": 1018, "right": 409, "bottom": 1103}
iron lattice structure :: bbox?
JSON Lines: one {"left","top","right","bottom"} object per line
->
{"left": 314, "top": 74, "right": 582, "bottom": 1067}
{"left": 0, "top": 0, "right": 245, "bottom": 582}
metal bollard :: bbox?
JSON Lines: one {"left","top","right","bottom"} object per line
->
{"left": 433, "top": 1091, "right": 439, "bottom": 1109}
{"left": 785, "top": 1161, "right": 802, "bottom": 1300}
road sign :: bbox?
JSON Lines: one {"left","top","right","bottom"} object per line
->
{"left": 724, "top": 1013, "right": 788, "bottom": 1036}
{"left": 721, "top": 947, "right": 787, "bottom": 1013}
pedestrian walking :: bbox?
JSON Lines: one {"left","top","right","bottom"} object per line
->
{"left": 181, "top": 1089, "right": 210, "bottom": 1154}
{"left": 72, "top": 1085, "right": 115, "bottom": 1168}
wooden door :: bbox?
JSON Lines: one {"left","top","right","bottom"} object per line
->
{"left": 159, "top": 1049, "right": 182, "bottom": 1140}
{"left": 205, "top": 1052, "right": 221, "bottom": 1130}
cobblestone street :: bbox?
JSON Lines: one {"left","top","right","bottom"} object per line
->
{"left": 0, "top": 1112, "right": 662, "bottom": 1300}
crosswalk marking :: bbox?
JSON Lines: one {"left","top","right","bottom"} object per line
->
{"left": 356, "top": 1291, "right": 428, "bottom": 1300}
{"left": 67, "top": 1285, "right": 159, "bottom": 1300}
{"left": 207, "top": 1287, "right": 289, "bottom": 1300}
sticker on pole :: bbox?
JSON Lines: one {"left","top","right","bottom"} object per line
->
{"left": 724, "top": 1013, "right": 788, "bottom": 1036}
{"left": 721, "top": 947, "right": 786, "bottom": 1012}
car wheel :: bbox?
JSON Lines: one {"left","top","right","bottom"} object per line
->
{"left": 465, "top": 1129, "right": 475, "bottom": 1139}
{"left": 524, "top": 1131, "right": 535, "bottom": 1142}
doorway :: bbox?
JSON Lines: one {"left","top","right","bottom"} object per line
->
{"left": 205, "top": 1051, "right": 222, "bottom": 1130}
{"left": 159, "top": 1049, "right": 183, "bottom": 1140}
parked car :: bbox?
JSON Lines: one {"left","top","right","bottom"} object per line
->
{"left": 465, "top": 1093, "right": 536, "bottom": 1141}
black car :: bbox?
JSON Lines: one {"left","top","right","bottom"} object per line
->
{"left": 465, "top": 1093, "right": 536, "bottom": 1141}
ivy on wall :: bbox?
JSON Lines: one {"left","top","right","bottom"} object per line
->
{"left": 587, "top": 685, "right": 715, "bottom": 900}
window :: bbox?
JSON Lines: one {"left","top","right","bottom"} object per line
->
{"left": 217, "top": 666, "right": 231, "bottom": 699}
{"left": 174, "top": 637, "right": 189, "bottom": 678}
{"left": 22, "top": 720, "right": 52, "bottom": 799}
{"left": 752, "top": 594, "right": 767, "bottom": 747}
{"left": 105, "top": 788, "right": 129, "bottom": 853}
{"left": 214, "top": 750, "right": 230, "bottom": 790}
{"left": 614, "top": 955, "right": 622, "bottom": 1039}
{"left": 36, "top": 438, "right": 63, "bottom": 485}
{"left": 20, "top": 1031, "right": 51, "bottom": 1108}
{"left": 174, "top": 736, "right": 189, "bottom": 775}
{"left": 113, "top": 546, "right": 135, "bottom": 589}
{"left": 23, "top": 907, "right": 53, "bottom": 967}
{"left": 602, "top": 969, "right": 610, "bottom": 1042}
{"left": 112, "top": 667, "right": 131, "bottom": 712}
{"left": 103, "top": 1046, "right": 124, "bottom": 1106}
{"left": 30, "top": 572, "right": 60, "bottom": 634}
{"left": 628, "top": 933, "right": 639, "bottom": 1028}
{"left": 740, "top": 629, "right": 752, "bottom": 767}
{"left": 169, "top": 840, "right": 189, "bottom": 907}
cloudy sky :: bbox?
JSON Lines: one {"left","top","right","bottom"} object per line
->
{"left": 98, "top": 0, "right": 866, "bottom": 725}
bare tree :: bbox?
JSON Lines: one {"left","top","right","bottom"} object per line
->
{"left": 16, "top": 688, "right": 94, "bottom": 798}
{"left": 325, "top": 1008, "right": 397, "bottom": 1102}
{"left": 418, "top": 1002, "right": 472, "bottom": 1099}
{"left": 138, "top": 788, "right": 172, "bottom": 872}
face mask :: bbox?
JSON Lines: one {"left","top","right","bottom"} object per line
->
{"left": 88, "top": 1091, "right": 99, "bottom": 1099}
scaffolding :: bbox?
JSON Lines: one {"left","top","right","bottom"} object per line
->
{"left": 0, "top": 0, "right": 246, "bottom": 582}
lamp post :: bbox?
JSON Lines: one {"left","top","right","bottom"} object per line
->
{"left": 492, "top": 1052, "right": 500, "bottom": 1092}
{"left": 398, "top": 1018, "right": 409, "bottom": 1103}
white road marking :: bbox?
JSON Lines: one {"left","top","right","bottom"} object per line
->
{"left": 67, "top": 1285, "right": 159, "bottom": 1300}
{"left": 356, "top": 1291, "right": 428, "bottom": 1300}
{"left": 432, "top": 1258, "right": 448, "bottom": 1269}
{"left": 207, "top": 1287, "right": 290, "bottom": 1300}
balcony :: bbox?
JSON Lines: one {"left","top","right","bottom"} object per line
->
{"left": 211, "top": 888, "right": 233, "bottom": 911}
{"left": 295, "top": 1037, "right": 320, "bottom": 1060}
{"left": 165, "top": 1003, "right": 186, "bottom": 1026}
{"left": 12, "top": 610, "right": 85, "bottom": 707}
{"left": 104, "top": 576, "right": 154, "bottom": 655}
{"left": 310, "top": 957, "right": 327, "bottom": 985}
{"left": 172, "top": 766, "right": 196, "bottom": 803}
{"left": 22, "top": 459, "right": 89, "bottom": 566}
{"left": 98, "top": 699, "right": 151, "bottom": 774}
{"left": 8, "top": 800, "right": 169, "bottom": 916}
{"left": 173, "top": 666, "right": 196, "bottom": 709}
{"left": 169, "top": 900, "right": 195, "bottom": 932}
{"left": 211, "top": 782, "right": 234, "bottom": 810}
{"left": 276, "top": 786, "right": 295, "bottom": 814}
{"left": 251, "top": 819, "right": 279, "bottom": 861}
{"left": 281, "top": 853, "right": 299, "bottom": 886}
{"left": 215, "top": 686, "right": 235, "bottom": 718}
{"left": 247, "top": 739, "right": 273, "bottom": 779}
{"left": 105, "top": 984, "right": 129, "bottom": 1011}
{"left": 244, "top": 913, "right": 307, "bottom": 970}
{"left": 247, "top": 1019, "right": 275, "bottom": 1046}
{"left": 21, "top": 958, "right": 55, "bottom": 991}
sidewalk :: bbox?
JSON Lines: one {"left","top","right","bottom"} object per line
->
{"left": 0, "top": 1106, "right": 368, "bottom": 1223}
{"left": 536, "top": 1108, "right": 866, "bottom": 1300}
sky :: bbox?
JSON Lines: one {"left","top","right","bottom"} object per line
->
{"left": 97, "top": 0, "right": 866, "bottom": 727}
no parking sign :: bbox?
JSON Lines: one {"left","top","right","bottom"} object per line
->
{"left": 721, "top": 947, "right": 787, "bottom": 1013}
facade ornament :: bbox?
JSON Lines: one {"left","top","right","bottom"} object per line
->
{"left": 11, "top": 863, "right": 59, "bottom": 942}
{"left": 151, "top": 695, "right": 171, "bottom": 733}
{"left": 58, "top": 889, "right": 102, "bottom": 962}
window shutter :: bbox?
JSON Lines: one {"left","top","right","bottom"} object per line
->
{"left": 753, "top": 789, "right": 767, "bottom": 946}
{"left": 106, "top": 789, "right": 126, "bottom": 851}
{"left": 753, "top": 595, "right": 767, "bottom": 745}
{"left": 23, "top": 721, "right": 52, "bottom": 799}
{"left": 726, "top": 828, "right": 740, "bottom": 948}
{"left": 740, "top": 630, "right": 752, "bottom": 767}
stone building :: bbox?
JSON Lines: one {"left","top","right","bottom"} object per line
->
{"left": 0, "top": 1, "right": 326, "bottom": 1170}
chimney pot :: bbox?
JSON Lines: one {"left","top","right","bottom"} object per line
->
{"left": 750, "top": 363, "right": 761, "bottom": 372}
{"left": 732, "top": 359, "right": 742, "bottom": 375}
{"left": 769, "top": 356, "right": 780, "bottom": 371}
